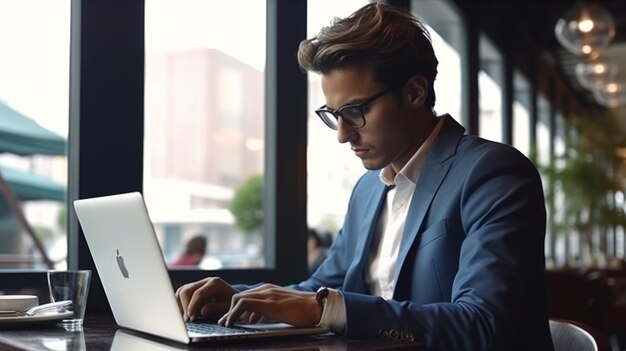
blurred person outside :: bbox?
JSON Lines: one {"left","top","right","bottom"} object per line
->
{"left": 172, "top": 235, "right": 207, "bottom": 267}
{"left": 307, "top": 228, "right": 331, "bottom": 274}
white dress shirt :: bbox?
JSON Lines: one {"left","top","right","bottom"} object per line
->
{"left": 317, "top": 117, "right": 445, "bottom": 333}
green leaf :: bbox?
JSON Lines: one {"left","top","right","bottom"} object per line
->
{"left": 229, "top": 174, "right": 263, "bottom": 233}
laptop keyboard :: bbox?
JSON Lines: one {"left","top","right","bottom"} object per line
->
{"left": 187, "top": 322, "right": 261, "bottom": 335}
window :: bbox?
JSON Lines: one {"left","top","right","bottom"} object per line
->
{"left": 536, "top": 96, "right": 551, "bottom": 167}
{"left": 0, "top": 0, "right": 69, "bottom": 271}
{"left": 513, "top": 71, "right": 531, "bottom": 156}
{"left": 144, "top": 0, "right": 266, "bottom": 270}
{"left": 412, "top": 0, "right": 463, "bottom": 124}
{"left": 429, "top": 28, "right": 462, "bottom": 122}
{"left": 306, "top": 0, "right": 368, "bottom": 236}
{"left": 552, "top": 113, "right": 567, "bottom": 266}
{"left": 536, "top": 94, "right": 553, "bottom": 263}
{"left": 61, "top": 2, "right": 308, "bottom": 314}
{"left": 478, "top": 34, "right": 503, "bottom": 142}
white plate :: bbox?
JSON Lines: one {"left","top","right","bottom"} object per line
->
{"left": 0, "top": 295, "right": 39, "bottom": 312}
{"left": 0, "top": 311, "right": 73, "bottom": 327}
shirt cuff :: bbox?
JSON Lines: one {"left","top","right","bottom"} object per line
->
{"left": 316, "top": 288, "right": 347, "bottom": 334}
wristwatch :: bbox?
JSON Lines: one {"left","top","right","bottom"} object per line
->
{"left": 316, "top": 286, "right": 329, "bottom": 315}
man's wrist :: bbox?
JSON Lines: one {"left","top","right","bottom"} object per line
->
{"left": 315, "top": 287, "right": 329, "bottom": 325}
{"left": 314, "top": 288, "right": 347, "bottom": 334}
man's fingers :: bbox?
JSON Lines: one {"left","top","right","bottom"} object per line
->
{"left": 176, "top": 278, "right": 209, "bottom": 321}
{"left": 198, "top": 301, "right": 228, "bottom": 321}
{"left": 248, "top": 312, "right": 265, "bottom": 324}
{"left": 186, "top": 280, "right": 221, "bottom": 320}
{"left": 177, "top": 277, "right": 223, "bottom": 321}
{"left": 220, "top": 297, "right": 269, "bottom": 326}
{"left": 187, "top": 277, "right": 238, "bottom": 321}
{"left": 245, "top": 283, "right": 278, "bottom": 293}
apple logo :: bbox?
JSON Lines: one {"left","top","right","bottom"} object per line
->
{"left": 116, "top": 249, "right": 130, "bottom": 278}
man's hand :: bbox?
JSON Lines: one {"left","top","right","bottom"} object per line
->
{"left": 175, "top": 277, "right": 239, "bottom": 322}
{"left": 218, "top": 284, "right": 321, "bottom": 327}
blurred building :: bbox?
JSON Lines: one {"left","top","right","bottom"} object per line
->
{"left": 144, "top": 49, "right": 265, "bottom": 267}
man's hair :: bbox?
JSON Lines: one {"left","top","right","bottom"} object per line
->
{"left": 185, "top": 235, "right": 207, "bottom": 256}
{"left": 297, "top": 2, "right": 439, "bottom": 109}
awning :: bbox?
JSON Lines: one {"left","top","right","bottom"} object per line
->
{"left": 0, "top": 101, "right": 65, "bottom": 156}
{"left": 0, "top": 166, "right": 65, "bottom": 202}
{"left": 0, "top": 102, "right": 66, "bottom": 268}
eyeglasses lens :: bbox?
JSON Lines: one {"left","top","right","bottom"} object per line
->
{"left": 340, "top": 107, "right": 363, "bottom": 127}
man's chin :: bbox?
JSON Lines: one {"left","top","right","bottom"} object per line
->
{"left": 360, "top": 159, "right": 385, "bottom": 171}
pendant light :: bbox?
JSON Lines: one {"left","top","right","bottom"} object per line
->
{"left": 555, "top": 2, "right": 616, "bottom": 57}
{"left": 575, "top": 57, "right": 618, "bottom": 90}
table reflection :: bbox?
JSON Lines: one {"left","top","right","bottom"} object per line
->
{"left": 6, "top": 326, "right": 86, "bottom": 351}
{"left": 112, "top": 329, "right": 347, "bottom": 351}
{"left": 0, "top": 315, "right": 423, "bottom": 351}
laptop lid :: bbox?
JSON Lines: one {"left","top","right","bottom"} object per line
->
{"left": 74, "top": 192, "right": 192, "bottom": 343}
{"left": 74, "top": 192, "right": 327, "bottom": 344}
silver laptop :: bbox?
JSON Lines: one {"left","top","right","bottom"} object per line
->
{"left": 73, "top": 192, "right": 328, "bottom": 344}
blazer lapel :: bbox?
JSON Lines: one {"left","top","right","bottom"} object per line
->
{"left": 343, "top": 178, "right": 389, "bottom": 293}
{"left": 393, "top": 116, "right": 464, "bottom": 285}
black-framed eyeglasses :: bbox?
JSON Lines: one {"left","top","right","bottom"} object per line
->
{"left": 315, "top": 89, "right": 391, "bottom": 130}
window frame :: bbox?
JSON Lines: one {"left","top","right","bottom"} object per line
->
{"left": 1, "top": 0, "right": 309, "bottom": 316}
{"left": 73, "top": 0, "right": 309, "bottom": 315}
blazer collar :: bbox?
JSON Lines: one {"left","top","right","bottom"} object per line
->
{"left": 393, "top": 115, "right": 465, "bottom": 286}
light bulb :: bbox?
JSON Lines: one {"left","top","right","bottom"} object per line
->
{"left": 594, "top": 82, "right": 626, "bottom": 108}
{"left": 578, "top": 19, "right": 594, "bottom": 33}
{"left": 606, "top": 83, "right": 619, "bottom": 93}
{"left": 575, "top": 58, "right": 618, "bottom": 91}
{"left": 555, "top": 2, "right": 616, "bottom": 56}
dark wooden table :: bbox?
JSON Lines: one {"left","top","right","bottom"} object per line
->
{"left": 0, "top": 315, "right": 424, "bottom": 350}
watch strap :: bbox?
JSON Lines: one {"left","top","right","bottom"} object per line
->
{"left": 315, "top": 286, "right": 329, "bottom": 325}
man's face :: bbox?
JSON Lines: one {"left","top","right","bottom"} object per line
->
{"left": 320, "top": 66, "right": 425, "bottom": 172}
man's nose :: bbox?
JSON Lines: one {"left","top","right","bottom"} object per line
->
{"left": 337, "top": 118, "right": 357, "bottom": 144}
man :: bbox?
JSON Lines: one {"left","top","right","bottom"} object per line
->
{"left": 177, "top": 3, "right": 554, "bottom": 350}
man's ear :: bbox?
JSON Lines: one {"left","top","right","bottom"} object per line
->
{"left": 405, "top": 74, "right": 428, "bottom": 108}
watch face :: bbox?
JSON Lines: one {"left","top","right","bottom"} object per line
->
{"left": 316, "top": 287, "right": 329, "bottom": 304}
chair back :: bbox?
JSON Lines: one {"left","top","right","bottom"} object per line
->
{"left": 549, "top": 318, "right": 611, "bottom": 351}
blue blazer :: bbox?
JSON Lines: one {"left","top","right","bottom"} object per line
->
{"left": 292, "top": 117, "right": 554, "bottom": 350}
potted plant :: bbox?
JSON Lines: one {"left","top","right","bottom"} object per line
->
{"left": 539, "top": 112, "right": 626, "bottom": 267}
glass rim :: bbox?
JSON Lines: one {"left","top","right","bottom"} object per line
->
{"left": 47, "top": 269, "right": 92, "bottom": 274}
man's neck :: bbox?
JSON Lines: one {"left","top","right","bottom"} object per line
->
{"left": 389, "top": 112, "right": 439, "bottom": 174}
